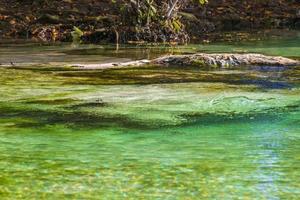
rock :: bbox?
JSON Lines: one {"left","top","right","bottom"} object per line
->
{"left": 153, "top": 53, "right": 299, "bottom": 67}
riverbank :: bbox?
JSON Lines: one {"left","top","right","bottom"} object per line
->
{"left": 0, "top": 0, "right": 299, "bottom": 43}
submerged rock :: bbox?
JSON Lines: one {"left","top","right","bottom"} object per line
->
{"left": 153, "top": 53, "right": 300, "bottom": 67}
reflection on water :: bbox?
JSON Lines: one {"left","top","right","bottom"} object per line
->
{"left": 0, "top": 35, "right": 300, "bottom": 199}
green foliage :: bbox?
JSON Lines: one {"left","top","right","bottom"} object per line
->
{"left": 116, "top": 0, "right": 208, "bottom": 42}
{"left": 197, "top": 0, "right": 208, "bottom": 4}
{"left": 145, "top": 0, "right": 157, "bottom": 25}
{"left": 167, "top": 19, "right": 183, "bottom": 33}
{"left": 71, "top": 26, "right": 83, "bottom": 43}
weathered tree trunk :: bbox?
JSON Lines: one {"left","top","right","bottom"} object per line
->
{"left": 71, "top": 60, "right": 151, "bottom": 69}
{"left": 70, "top": 53, "right": 299, "bottom": 69}
{"left": 3, "top": 53, "right": 297, "bottom": 69}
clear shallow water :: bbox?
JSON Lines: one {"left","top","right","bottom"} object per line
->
{"left": 0, "top": 34, "right": 300, "bottom": 199}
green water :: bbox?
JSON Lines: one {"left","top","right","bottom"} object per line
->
{"left": 0, "top": 33, "right": 300, "bottom": 199}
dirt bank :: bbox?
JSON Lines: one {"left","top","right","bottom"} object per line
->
{"left": 0, "top": 0, "right": 299, "bottom": 43}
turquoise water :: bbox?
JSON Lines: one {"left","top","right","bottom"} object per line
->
{"left": 0, "top": 34, "right": 300, "bottom": 199}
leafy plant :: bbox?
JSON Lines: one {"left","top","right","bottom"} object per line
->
{"left": 71, "top": 26, "right": 83, "bottom": 43}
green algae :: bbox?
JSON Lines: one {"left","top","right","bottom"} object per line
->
{"left": 1, "top": 65, "right": 299, "bottom": 128}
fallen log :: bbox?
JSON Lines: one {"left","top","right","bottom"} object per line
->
{"left": 71, "top": 59, "right": 151, "bottom": 69}
{"left": 70, "top": 53, "right": 299, "bottom": 69}
{"left": 2, "top": 53, "right": 297, "bottom": 69}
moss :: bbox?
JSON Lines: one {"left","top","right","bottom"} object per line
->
{"left": 191, "top": 59, "right": 207, "bottom": 67}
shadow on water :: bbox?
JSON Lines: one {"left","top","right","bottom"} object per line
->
{"left": 228, "top": 79, "right": 293, "bottom": 89}
{"left": 180, "top": 102, "right": 300, "bottom": 127}
{"left": 55, "top": 65, "right": 300, "bottom": 89}
{"left": 0, "top": 104, "right": 150, "bottom": 130}
{"left": 1, "top": 98, "right": 299, "bottom": 130}
{"left": 7, "top": 63, "right": 299, "bottom": 90}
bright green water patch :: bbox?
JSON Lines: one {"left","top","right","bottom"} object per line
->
{"left": 0, "top": 33, "right": 300, "bottom": 199}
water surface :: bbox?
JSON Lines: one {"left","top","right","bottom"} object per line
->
{"left": 0, "top": 34, "right": 300, "bottom": 199}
